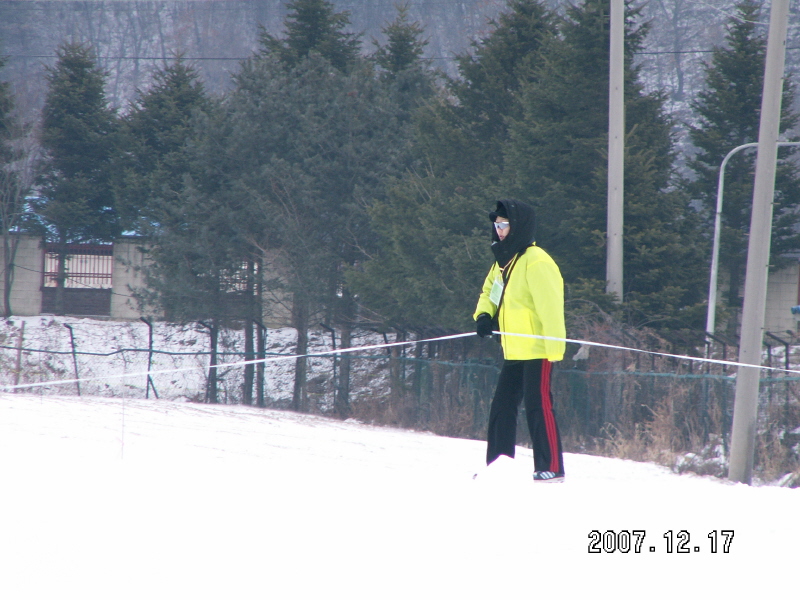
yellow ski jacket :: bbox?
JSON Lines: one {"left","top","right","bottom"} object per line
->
{"left": 473, "top": 244, "right": 566, "bottom": 361}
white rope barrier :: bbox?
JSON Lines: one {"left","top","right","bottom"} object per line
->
{"left": 497, "top": 331, "right": 800, "bottom": 375}
{"left": 2, "top": 329, "right": 798, "bottom": 394}
{"left": 0, "top": 332, "right": 476, "bottom": 393}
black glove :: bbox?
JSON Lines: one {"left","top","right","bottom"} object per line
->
{"left": 476, "top": 313, "right": 494, "bottom": 338}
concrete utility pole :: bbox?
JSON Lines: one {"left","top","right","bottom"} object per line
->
{"left": 728, "top": 0, "right": 791, "bottom": 485}
{"left": 606, "top": 0, "right": 625, "bottom": 301}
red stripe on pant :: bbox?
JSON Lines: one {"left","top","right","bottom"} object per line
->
{"left": 540, "top": 360, "right": 560, "bottom": 473}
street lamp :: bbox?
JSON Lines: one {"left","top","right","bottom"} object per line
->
{"left": 705, "top": 141, "right": 800, "bottom": 347}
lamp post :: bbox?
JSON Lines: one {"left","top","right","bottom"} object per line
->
{"left": 705, "top": 141, "right": 800, "bottom": 347}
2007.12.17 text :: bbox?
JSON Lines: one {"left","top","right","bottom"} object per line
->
{"left": 588, "top": 530, "right": 734, "bottom": 554}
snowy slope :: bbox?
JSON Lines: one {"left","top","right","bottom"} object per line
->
{"left": 0, "top": 392, "right": 797, "bottom": 599}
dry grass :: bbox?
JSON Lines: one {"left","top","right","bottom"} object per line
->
{"left": 334, "top": 318, "right": 800, "bottom": 484}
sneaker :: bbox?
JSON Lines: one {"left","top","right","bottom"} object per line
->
{"left": 533, "top": 470, "right": 565, "bottom": 482}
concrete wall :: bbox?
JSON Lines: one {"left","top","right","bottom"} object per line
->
{"left": 11, "top": 236, "right": 796, "bottom": 340}
{"left": 110, "top": 237, "right": 153, "bottom": 320}
{"left": 765, "top": 261, "right": 800, "bottom": 336}
{"left": 0, "top": 235, "right": 293, "bottom": 324}
{"left": 0, "top": 234, "right": 43, "bottom": 316}
{"left": 108, "top": 241, "right": 294, "bottom": 325}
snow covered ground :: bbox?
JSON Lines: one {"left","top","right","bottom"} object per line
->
{"left": 1, "top": 392, "right": 797, "bottom": 599}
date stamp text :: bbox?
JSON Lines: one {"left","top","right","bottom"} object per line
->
{"left": 588, "top": 530, "right": 734, "bottom": 554}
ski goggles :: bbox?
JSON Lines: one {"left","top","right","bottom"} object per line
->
{"left": 493, "top": 221, "right": 510, "bottom": 231}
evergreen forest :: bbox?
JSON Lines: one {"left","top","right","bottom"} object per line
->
{"left": 2, "top": 0, "right": 800, "bottom": 419}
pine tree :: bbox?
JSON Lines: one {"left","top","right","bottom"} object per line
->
{"left": 686, "top": 0, "right": 800, "bottom": 338}
{"left": 259, "top": 0, "right": 360, "bottom": 71}
{"left": 38, "top": 43, "right": 119, "bottom": 241}
{"left": 348, "top": 1, "right": 556, "bottom": 333}
{"left": 116, "top": 57, "right": 210, "bottom": 231}
{"left": 134, "top": 99, "right": 249, "bottom": 403}
{"left": 371, "top": 4, "right": 436, "bottom": 116}
{"left": 226, "top": 47, "right": 407, "bottom": 413}
{"left": 111, "top": 58, "right": 251, "bottom": 403}
{"left": 347, "top": 171, "right": 491, "bottom": 331}
{"left": 505, "top": 0, "right": 706, "bottom": 326}
{"left": 373, "top": 3, "right": 427, "bottom": 76}
{"left": 449, "top": 0, "right": 556, "bottom": 171}
{"left": 36, "top": 42, "right": 119, "bottom": 315}
{"left": 412, "top": 0, "right": 556, "bottom": 182}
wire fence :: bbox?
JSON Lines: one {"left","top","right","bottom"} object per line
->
{"left": 1, "top": 318, "right": 799, "bottom": 480}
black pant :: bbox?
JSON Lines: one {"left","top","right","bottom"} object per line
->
{"left": 486, "top": 359, "right": 564, "bottom": 473}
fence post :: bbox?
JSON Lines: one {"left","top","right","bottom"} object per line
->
{"left": 63, "top": 323, "right": 80, "bottom": 396}
{"left": 255, "top": 319, "right": 267, "bottom": 408}
{"left": 764, "top": 331, "right": 791, "bottom": 421}
{"left": 140, "top": 317, "right": 159, "bottom": 399}
{"left": 320, "top": 323, "right": 337, "bottom": 411}
{"left": 413, "top": 336, "right": 423, "bottom": 424}
{"left": 13, "top": 321, "right": 25, "bottom": 392}
{"left": 198, "top": 320, "right": 219, "bottom": 404}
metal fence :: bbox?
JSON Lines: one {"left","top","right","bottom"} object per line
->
{"left": 2, "top": 320, "right": 798, "bottom": 478}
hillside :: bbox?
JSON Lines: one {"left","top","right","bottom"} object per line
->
{"left": 2, "top": 0, "right": 799, "bottom": 123}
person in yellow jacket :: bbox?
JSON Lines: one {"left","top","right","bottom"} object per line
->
{"left": 474, "top": 200, "right": 566, "bottom": 482}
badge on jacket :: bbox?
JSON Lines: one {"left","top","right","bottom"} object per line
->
{"left": 489, "top": 277, "right": 504, "bottom": 306}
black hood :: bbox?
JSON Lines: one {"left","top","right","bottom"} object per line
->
{"left": 489, "top": 199, "right": 536, "bottom": 267}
